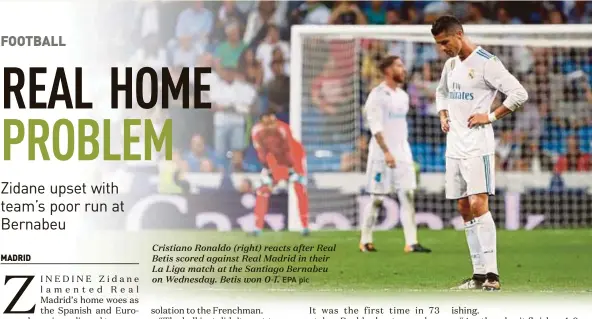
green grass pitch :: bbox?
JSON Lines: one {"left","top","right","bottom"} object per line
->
{"left": 205, "top": 229, "right": 592, "bottom": 294}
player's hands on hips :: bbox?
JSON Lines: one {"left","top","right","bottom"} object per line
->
{"left": 440, "top": 116, "right": 450, "bottom": 133}
{"left": 384, "top": 152, "right": 396, "bottom": 168}
{"left": 468, "top": 113, "right": 490, "bottom": 128}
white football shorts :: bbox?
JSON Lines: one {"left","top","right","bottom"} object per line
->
{"left": 445, "top": 154, "right": 495, "bottom": 199}
{"left": 366, "top": 160, "right": 417, "bottom": 195}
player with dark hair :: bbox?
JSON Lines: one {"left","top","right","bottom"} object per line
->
{"left": 360, "top": 55, "right": 431, "bottom": 254}
{"left": 431, "top": 15, "right": 528, "bottom": 291}
{"left": 251, "top": 111, "right": 309, "bottom": 236}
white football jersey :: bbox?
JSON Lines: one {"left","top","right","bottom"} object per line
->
{"left": 436, "top": 46, "right": 528, "bottom": 159}
{"left": 364, "top": 82, "right": 413, "bottom": 164}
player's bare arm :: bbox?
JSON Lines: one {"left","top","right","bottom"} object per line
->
{"left": 365, "top": 89, "right": 396, "bottom": 168}
{"left": 439, "top": 110, "right": 450, "bottom": 133}
{"left": 374, "top": 132, "right": 396, "bottom": 168}
{"left": 584, "top": 80, "right": 592, "bottom": 103}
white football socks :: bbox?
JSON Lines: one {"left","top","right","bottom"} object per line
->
{"left": 398, "top": 190, "right": 418, "bottom": 246}
{"left": 360, "top": 197, "right": 381, "bottom": 244}
{"left": 476, "top": 211, "right": 499, "bottom": 276}
{"left": 464, "top": 219, "right": 486, "bottom": 276}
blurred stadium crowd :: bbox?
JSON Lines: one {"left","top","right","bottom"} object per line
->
{"left": 107, "top": 0, "right": 592, "bottom": 184}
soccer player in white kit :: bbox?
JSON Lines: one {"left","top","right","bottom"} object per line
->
{"left": 359, "top": 56, "right": 432, "bottom": 254}
{"left": 431, "top": 16, "right": 528, "bottom": 291}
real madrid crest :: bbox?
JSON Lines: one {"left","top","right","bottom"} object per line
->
{"left": 468, "top": 68, "right": 475, "bottom": 79}
{"left": 450, "top": 60, "right": 456, "bottom": 71}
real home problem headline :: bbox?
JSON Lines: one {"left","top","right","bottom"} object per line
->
{"left": 2, "top": 67, "right": 212, "bottom": 161}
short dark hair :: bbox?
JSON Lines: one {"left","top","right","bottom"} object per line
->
{"left": 260, "top": 109, "right": 276, "bottom": 120}
{"left": 378, "top": 55, "right": 400, "bottom": 74}
{"left": 431, "top": 15, "right": 463, "bottom": 36}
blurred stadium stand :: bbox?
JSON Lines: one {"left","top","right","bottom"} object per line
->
{"left": 105, "top": 0, "right": 592, "bottom": 185}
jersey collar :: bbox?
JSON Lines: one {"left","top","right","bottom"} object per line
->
{"left": 380, "top": 81, "right": 399, "bottom": 93}
{"left": 458, "top": 46, "right": 482, "bottom": 63}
